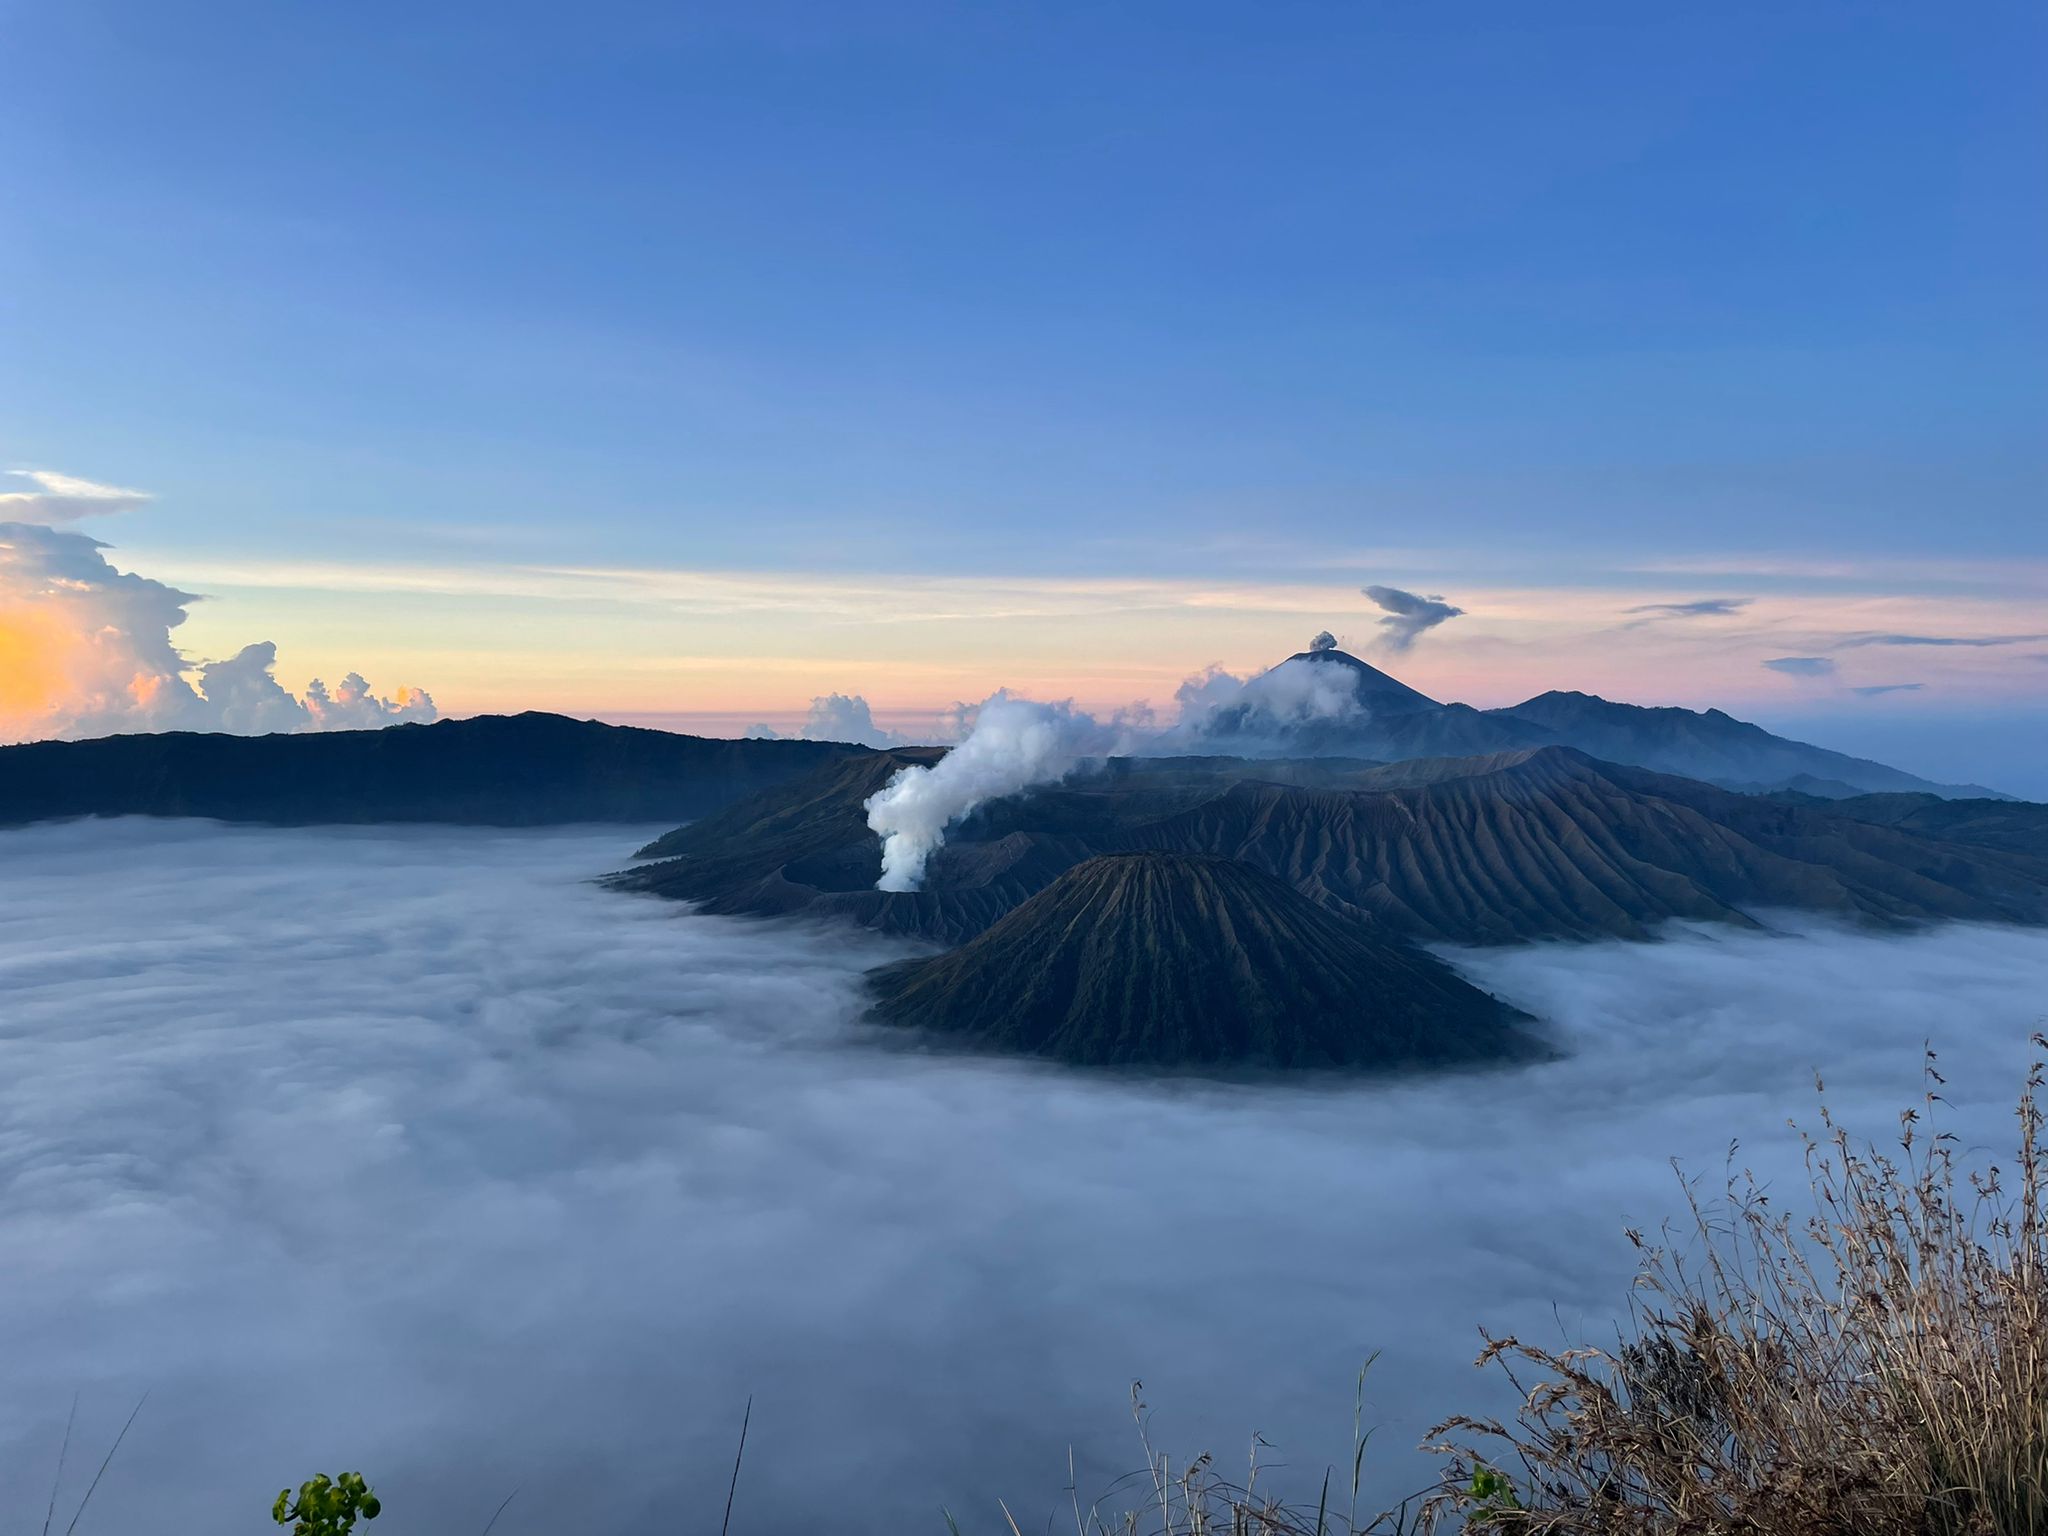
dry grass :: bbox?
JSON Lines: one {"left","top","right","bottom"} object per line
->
{"left": 1426, "top": 1039, "right": 2048, "bottom": 1534}
{"left": 961, "top": 1374, "right": 1432, "bottom": 1536}
{"left": 1026, "top": 1043, "right": 2048, "bottom": 1536}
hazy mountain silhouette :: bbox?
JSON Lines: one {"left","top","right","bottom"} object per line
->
{"left": 864, "top": 851, "right": 1539, "bottom": 1069}
{"left": 1486, "top": 688, "right": 2006, "bottom": 799}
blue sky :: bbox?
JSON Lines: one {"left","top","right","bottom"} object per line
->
{"left": 2, "top": 1, "right": 2044, "bottom": 785}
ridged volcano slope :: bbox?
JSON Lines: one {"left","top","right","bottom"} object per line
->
{"left": 1131, "top": 748, "right": 2048, "bottom": 943}
{"left": 864, "top": 852, "right": 1537, "bottom": 1069}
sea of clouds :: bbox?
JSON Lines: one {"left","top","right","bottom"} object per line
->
{"left": 1, "top": 820, "right": 2043, "bottom": 1534}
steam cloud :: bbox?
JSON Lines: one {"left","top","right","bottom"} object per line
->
{"left": 864, "top": 693, "right": 1116, "bottom": 890}
{"left": 1168, "top": 654, "right": 1366, "bottom": 746}
{"left": 0, "top": 479, "right": 436, "bottom": 743}
{"left": 1361, "top": 585, "right": 1464, "bottom": 652}
{"left": 860, "top": 655, "right": 1376, "bottom": 888}
{"left": 0, "top": 819, "right": 2041, "bottom": 1534}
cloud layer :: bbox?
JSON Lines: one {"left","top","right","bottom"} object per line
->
{"left": 0, "top": 821, "right": 2041, "bottom": 1535}
{"left": 1762, "top": 655, "right": 1837, "bottom": 678}
{"left": 0, "top": 468, "right": 153, "bottom": 523}
{"left": 1623, "top": 596, "right": 1753, "bottom": 622}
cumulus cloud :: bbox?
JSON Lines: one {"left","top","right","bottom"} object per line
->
{"left": 0, "top": 819, "right": 2041, "bottom": 1534}
{"left": 1851, "top": 683, "right": 1925, "bottom": 698}
{"left": 1361, "top": 585, "right": 1464, "bottom": 652}
{"left": 865, "top": 693, "right": 1121, "bottom": 890}
{"left": 0, "top": 514, "right": 437, "bottom": 743}
{"left": 304, "top": 672, "right": 438, "bottom": 730}
{"left": 742, "top": 694, "right": 905, "bottom": 747}
{"left": 1762, "top": 656, "right": 1837, "bottom": 678}
{"left": 799, "top": 693, "right": 905, "bottom": 748}
{"left": 1623, "top": 597, "right": 1753, "bottom": 623}
{"left": 0, "top": 468, "right": 152, "bottom": 523}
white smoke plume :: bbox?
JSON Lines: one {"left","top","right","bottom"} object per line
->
{"left": 0, "top": 508, "right": 436, "bottom": 743}
{"left": 747, "top": 693, "right": 905, "bottom": 748}
{"left": 1168, "top": 654, "right": 1365, "bottom": 744}
{"left": 865, "top": 692, "right": 1117, "bottom": 891}
{"left": 1362, "top": 584, "right": 1464, "bottom": 652}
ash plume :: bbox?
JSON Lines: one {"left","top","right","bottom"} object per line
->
{"left": 1362, "top": 585, "right": 1464, "bottom": 652}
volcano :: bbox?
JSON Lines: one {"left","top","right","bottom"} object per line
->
{"left": 863, "top": 851, "right": 1539, "bottom": 1069}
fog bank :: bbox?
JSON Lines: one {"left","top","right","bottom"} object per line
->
{"left": 0, "top": 822, "right": 2042, "bottom": 1534}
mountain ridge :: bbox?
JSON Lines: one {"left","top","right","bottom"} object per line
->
{"left": 0, "top": 712, "right": 871, "bottom": 827}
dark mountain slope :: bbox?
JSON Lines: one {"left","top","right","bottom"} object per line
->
{"left": 1489, "top": 691, "right": 2003, "bottom": 799}
{"left": 620, "top": 745, "right": 2048, "bottom": 946}
{"left": 1763, "top": 791, "right": 2048, "bottom": 859}
{"left": 0, "top": 713, "right": 866, "bottom": 827}
{"left": 617, "top": 752, "right": 1340, "bottom": 944}
{"left": 865, "top": 852, "right": 1538, "bottom": 1069}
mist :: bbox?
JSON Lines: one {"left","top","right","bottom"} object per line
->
{"left": 1, "top": 822, "right": 2043, "bottom": 1535}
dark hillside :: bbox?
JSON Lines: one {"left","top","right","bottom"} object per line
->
{"left": 0, "top": 713, "right": 865, "bottom": 827}
{"left": 620, "top": 746, "right": 2048, "bottom": 945}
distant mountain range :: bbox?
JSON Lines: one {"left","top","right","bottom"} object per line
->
{"left": 0, "top": 646, "right": 2006, "bottom": 830}
{"left": 865, "top": 851, "right": 1540, "bottom": 1069}
{"left": 0, "top": 712, "right": 863, "bottom": 827}
{"left": 1213, "top": 648, "right": 2007, "bottom": 799}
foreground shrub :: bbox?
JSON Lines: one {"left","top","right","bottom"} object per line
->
{"left": 1428, "top": 1041, "right": 2048, "bottom": 1535}
{"left": 273, "top": 1473, "right": 380, "bottom": 1536}
{"left": 1024, "top": 1045, "right": 2048, "bottom": 1535}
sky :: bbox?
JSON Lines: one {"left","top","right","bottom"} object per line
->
{"left": 2, "top": 2, "right": 2044, "bottom": 783}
